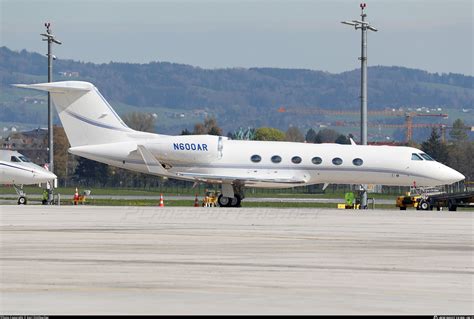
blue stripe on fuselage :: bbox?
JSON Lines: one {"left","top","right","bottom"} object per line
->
{"left": 0, "top": 162, "right": 33, "bottom": 172}
{"left": 65, "top": 110, "right": 130, "bottom": 132}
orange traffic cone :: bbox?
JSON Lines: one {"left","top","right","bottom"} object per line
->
{"left": 194, "top": 194, "right": 200, "bottom": 207}
{"left": 159, "top": 194, "right": 164, "bottom": 207}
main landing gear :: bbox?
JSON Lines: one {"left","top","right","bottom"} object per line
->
{"left": 217, "top": 194, "right": 242, "bottom": 207}
{"left": 218, "top": 183, "right": 244, "bottom": 207}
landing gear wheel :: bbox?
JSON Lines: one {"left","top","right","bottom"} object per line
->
{"left": 218, "top": 194, "right": 242, "bottom": 207}
{"left": 230, "top": 195, "right": 241, "bottom": 207}
{"left": 18, "top": 196, "right": 27, "bottom": 205}
{"left": 218, "top": 194, "right": 232, "bottom": 207}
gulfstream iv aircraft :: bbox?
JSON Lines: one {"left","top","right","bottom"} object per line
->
{"left": 15, "top": 81, "right": 465, "bottom": 207}
{"left": 0, "top": 150, "right": 57, "bottom": 204}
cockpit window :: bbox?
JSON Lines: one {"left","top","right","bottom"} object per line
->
{"left": 411, "top": 153, "right": 423, "bottom": 161}
{"left": 10, "top": 156, "right": 21, "bottom": 162}
{"left": 19, "top": 156, "right": 31, "bottom": 162}
{"left": 419, "top": 153, "right": 434, "bottom": 161}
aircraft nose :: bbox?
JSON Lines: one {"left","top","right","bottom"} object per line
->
{"left": 441, "top": 167, "right": 465, "bottom": 184}
{"left": 34, "top": 170, "right": 57, "bottom": 182}
{"left": 448, "top": 169, "right": 465, "bottom": 183}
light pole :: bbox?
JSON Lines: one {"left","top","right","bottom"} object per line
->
{"left": 41, "top": 22, "right": 61, "bottom": 202}
{"left": 342, "top": 3, "right": 377, "bottom": 208}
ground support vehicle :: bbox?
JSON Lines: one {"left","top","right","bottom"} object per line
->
{"left": 396, "top": 194, "right": 422, "bottom": 210}
{"left": 202, "top": 190, "right": 218, "bottom": 207}
{"left": 396, "top": 187, "right": 474, "bottom": 211}
{"left": 420, "top": 191, "right": 474, "bottom": 211}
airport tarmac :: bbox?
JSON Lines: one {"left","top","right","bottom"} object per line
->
{"left": 0, "top": 205, "right": 473, "bottom": 314}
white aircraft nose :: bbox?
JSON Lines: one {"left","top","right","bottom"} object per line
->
{"left": 437, "top": 165, "right": 465, "bottom": 185}
{"left": 34, "top": 170, "right": 57, "bottom": 182}
{"left": 447, "top": 169, "right": 465, "bottom": 184}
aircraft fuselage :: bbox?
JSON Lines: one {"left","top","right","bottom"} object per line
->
{"left": 69, "top": 134, "right": 464, "bottom": 188}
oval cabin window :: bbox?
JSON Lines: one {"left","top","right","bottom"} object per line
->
{"left": 250, "top": 155, "right": 261, "bottom": 163}
{"left": 291, "top": 156, "right": 302, "bottom": 164}
{"left": 332, "top": 157, "right": 343, "bottom": 165}
{"left": 312, "top": 157, "right": 322, "bottom": 165}
{"left": 271, "top": 155, "right": 282, "bottom": 163}
{"left": 352, "top": 158, "right": 363, "bottom": 166}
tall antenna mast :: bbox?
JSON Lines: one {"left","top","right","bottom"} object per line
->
{"left": 341, "top": 3, "right": 378, "bottom": 209}
{"left": 41, "top": 22, "right": 62, "bottom": 203}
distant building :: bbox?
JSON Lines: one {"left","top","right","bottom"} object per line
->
{"left": 18, "top": 96, "right": 45, "bottom": 104}
{"left": 0, "top": 128, "right": 48, "bottom": 164}
{"left": 0, "top": 128, "right": 48, "bottom": 150}
{"left": 58, "top": 71, "right": 80, "bottom": 78}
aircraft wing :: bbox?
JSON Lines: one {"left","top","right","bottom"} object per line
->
{"left": 175, "top": 172, "right": 308, "bottom": 185}
{"left": 138, "top": 144, "right": 307, "bottom": 185}
{"left": 136, "top": 145, "right": 170, "bottom": 175}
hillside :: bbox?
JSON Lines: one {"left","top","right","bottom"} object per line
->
{"left": 1, "top": 46, "right": 472, "bottom": 137}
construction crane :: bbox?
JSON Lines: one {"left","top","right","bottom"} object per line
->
{"left": 278, "top": 107, "right": 448, "bottom": 142}
{"left": 440, "top": 125, "right": 474, "bottom": 143}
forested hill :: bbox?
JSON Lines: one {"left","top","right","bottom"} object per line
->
{"left": 1, "top": 46, "right": 473, "bottom": 111}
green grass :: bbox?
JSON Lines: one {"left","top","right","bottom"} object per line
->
{"left": 0, "top": 185, "right": 401, "bottom": 200}
{"left": 0, "top": 186, "right": 164, "bottom": 196}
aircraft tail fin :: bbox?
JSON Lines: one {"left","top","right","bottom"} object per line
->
{"left": 14, "top": 81, "right": 134, "bottom": 147}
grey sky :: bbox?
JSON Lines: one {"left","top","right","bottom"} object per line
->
{"left": 1, "top": 0, "right": 472, "bottom": 75}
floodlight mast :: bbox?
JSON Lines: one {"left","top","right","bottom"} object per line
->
{"left": 341, "top": 3, "right": 377, "bottom": 209}
{"left": 41, "top": 22, "right": 61, "bottom": 203}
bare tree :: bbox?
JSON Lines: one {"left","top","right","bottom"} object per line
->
{"left": 193, "top": 117, "right": 222, "bottom": 136}
{"left": 122, "top": 112, "right": 156, "bottom": 133}
{"left": 285, "top": 126, "right": 304, "bottom": 142}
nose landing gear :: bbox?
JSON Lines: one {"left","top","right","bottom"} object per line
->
{"left": 14, "top": 185, "right": 27, "bottom": 205}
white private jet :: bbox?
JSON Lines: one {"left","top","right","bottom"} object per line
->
{"left": 15, "top": 81, "right": 465, "bottom": 207}
{"left": 0, "top": 150, "right": 57, "bottom": 204}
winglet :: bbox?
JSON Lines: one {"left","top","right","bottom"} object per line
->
{"left": 350, "top": 138, "right": 357, "bottom": 146}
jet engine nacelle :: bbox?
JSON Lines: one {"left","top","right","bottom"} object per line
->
{"left": 147, "top": 135, "right": 224, "bottom": 164}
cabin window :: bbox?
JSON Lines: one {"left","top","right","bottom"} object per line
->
{"left": 352, "top": 158, "right": 363, "bottom": 166}
{"left": 411, "top": 153, "right": 423, "bottom": 161}
{"left": 271, "top": 155, "right": 282, "bottom": 163}
{"left": 311, "top": 157, "right": 322, "bottom": 165}
{"left": 419, "top": 153, "right": 434, "bottom": 161}
{"left": 332, "top": 157, "right": 343, "bottom": 165}
{"left": 250, "top": 155, "right": 261, "bottom": 163}
{"left": 10, "top": 156, "right": 21, "bottom": 162}
{"left": 291, "top": 156, "right": 302, "bottom": 164}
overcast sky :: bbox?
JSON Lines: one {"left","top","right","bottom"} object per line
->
{"left": 1, "top": 0, "right": 472, "bottom": 75}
